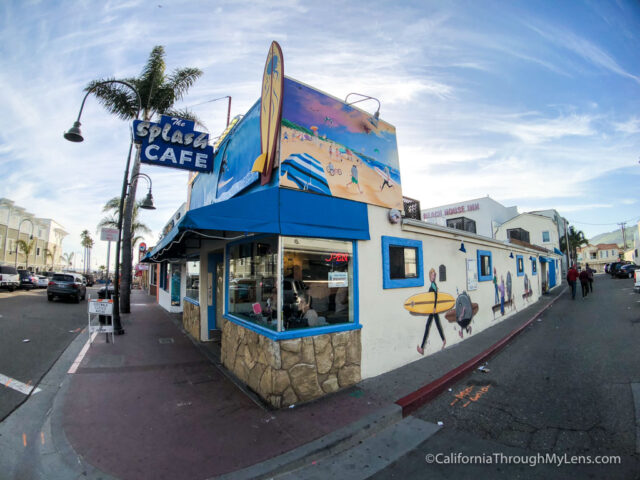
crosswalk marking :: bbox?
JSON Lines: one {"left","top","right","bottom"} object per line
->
{"left": 0, "top": 373, "right": 41, "bottom": 396}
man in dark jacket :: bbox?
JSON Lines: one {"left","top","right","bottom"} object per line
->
{"left": 579, "top": 268, "right": 589, "bottom": 298}
{"left": 567, "top": 264, "right": 579, "bottom": 300}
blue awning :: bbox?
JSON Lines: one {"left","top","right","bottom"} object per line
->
{"left": 553, "top": 248, "right": 563, "bottom": 256}
{"left": 144, "top": 187, "right": 369, "bottom": 262}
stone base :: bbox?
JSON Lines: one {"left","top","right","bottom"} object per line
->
{"left": 183, "top": 301, "right": 200, "bottom": 340}
{"left": 221, "top": 320, "right": 361, "bottom": 408}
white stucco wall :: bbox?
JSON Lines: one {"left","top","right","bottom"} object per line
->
{"left": 495, "top": 213, "right": 560, "bottom": 251}
{"left": 359, "top": 205, "right": 560, "bottom": 380}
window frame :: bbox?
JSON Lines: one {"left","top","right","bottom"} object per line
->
{"left": 542, "top": 231, "right": 550, "bottom": 243}
{"left": 516, "top": 254, "right": 524, "bottom": 276}
{"left": 224, "top": 234, "right": 361, "bottom": 341}
{"left": 477, "top": 249, "right": 493, "bottom": 282}
{"left": 531, "top": 257, "right": 537, "bottom": 275}
{"left": 381, "top": 236, "right": 424, "bottom": 289}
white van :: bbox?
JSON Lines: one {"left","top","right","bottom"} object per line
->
{"left": 0, "top": 265, "right": 20, "bottom": 292}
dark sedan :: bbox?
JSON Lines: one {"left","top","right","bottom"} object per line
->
{"left": 17, "top": 270, "right": 38, "bottom": 289}
{"left": 616, "top": 264, "right": 638, "bottom": 279}
{"left": 47, "top": 273, "right": 87, "bottom": 303}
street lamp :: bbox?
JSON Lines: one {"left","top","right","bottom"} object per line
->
{"left": 345, "top": 93, "right": 381, "bottom": 127}
{"left": 129, "top": 173, "right": 156, "bottom": 210}
{"left": 64, "top": 80, "right": 142, "bottom": 335}
{"left": 15, "top": 218, "right": 34, "bottom": 268}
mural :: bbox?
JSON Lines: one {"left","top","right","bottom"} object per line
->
{"left": 445, "top": 290, "right": 478, "bottom": 339}
{"left": 492, "top": 269, "right": 516, "bottom": 319}
{"left": 279, "top": 78, "right": 403, "bottom": 210}
{"left": 523, "top": 273, "right": 533, "bottom": 302}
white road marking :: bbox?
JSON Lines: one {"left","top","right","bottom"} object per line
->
{"left": 68, "top": 332, "right": 97, "bottom": 374}
{"left": 0, "top": 373, "right": 41, "bottom": 396}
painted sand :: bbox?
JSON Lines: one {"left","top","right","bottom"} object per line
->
{"left": 278, "top": 126, "right": 403, "bottom": 210}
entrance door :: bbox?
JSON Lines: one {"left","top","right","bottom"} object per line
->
{"left": 548, "top": 260, "right": 557, "bottom": 288}
{"left": 207, "top": 252, "right": 223, "bottom": 335}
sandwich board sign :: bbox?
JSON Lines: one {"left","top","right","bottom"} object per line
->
{"left": 88, "top": 298, "right": 115, "bottom": 344}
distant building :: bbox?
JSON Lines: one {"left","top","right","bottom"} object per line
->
{"left": 421, "top": 196, "right": 518, "bottom": 238}
{"left": 0, "top": 198, "right": 68, "bottom": 271}
{"left": 576, "top": 243, "right": 622, "bottom": 272}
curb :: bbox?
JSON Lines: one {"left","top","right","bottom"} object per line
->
{"left": 396, "top": 286, "right": 568, "bottom": 417}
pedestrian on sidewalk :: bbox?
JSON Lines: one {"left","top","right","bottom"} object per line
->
{"left": 586, "top": 263, "right": 594, "bottom": 293}
{"left": 417, "top": 268, "right": 446, "bottom": 355}
{"left": 579, "top": 267, "right": 589, "bottom": 298}
{"left": 567, "top": 264, "right": 579, "bottom": 300}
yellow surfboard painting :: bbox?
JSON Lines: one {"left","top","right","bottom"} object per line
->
{"left": 404, "top": 291, "right": 455, "bottom": 315}
{"left": 252, "top": 41, "right": 284, "bottom": 186}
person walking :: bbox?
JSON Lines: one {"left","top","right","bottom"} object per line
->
{"left": 579, "top": 267, "right": 589, "bottom": 298}
{"left": 567, "top": 264, "right": 579, "bottom": 300}
{"left": 586, "top": 263, "right": 594, "bottom": 293}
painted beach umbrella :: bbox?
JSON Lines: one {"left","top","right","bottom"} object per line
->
{"left": 280, "top": 153, "right": 332, "bottom": 196}
{"left": 310, "top": 126, "right": 318, "bottom": 136}
{"left": 338, "top": 147, "right": 347, "bottom": 154}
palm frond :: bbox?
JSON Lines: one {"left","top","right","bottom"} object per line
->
{"left": 86, "top": 78, "right": 139, "bottom": 120}
{"left": 167, "top": 67, "right": 203, "bottom": 101}
{"left": 163, "top": 108, "right": 204, "bottom": 129}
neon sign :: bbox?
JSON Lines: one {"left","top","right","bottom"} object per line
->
{"left": 324, "top": 253, "right": 349, "bottom": 263}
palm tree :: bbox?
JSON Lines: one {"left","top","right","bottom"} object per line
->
{"left": 86, "top": 45, "right": 202, "bottom": 313}
{"left": 98, "top": 196, "right": 152, "bottom": 261}
{"left": 16, "top": 239, "right": 35, "bottom": 268}
{"left": 560, "top": 226, "right": 588, "bottom": 265}
{"left": 44, "top": 245, "right": 58, "bottom": 271}
{"left": 80, "top": 230, "right": 92, "bottom": 275}
{"left": 62, "top": 252, "right": 74, "bottom": 270}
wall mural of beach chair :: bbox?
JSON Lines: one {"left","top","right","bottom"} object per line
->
{"left": 280, "top": 152, "right": 332, "bottom": 196}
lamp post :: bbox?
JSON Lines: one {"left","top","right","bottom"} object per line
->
{"left": 128, "top": 173, "right": 156, "bottom": 211}
{"left": 15, "top": 218, "right": 34, "bottom": 268}
{"left": 64, "top": 80, "right": 142, "bottom": 335}
{"left": 345, "top": 93, "right": 381, "bottom": 127}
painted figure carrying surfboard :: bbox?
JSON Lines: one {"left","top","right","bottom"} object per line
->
{"left": 416, "top": 268, "right": 447, "bottom": 355}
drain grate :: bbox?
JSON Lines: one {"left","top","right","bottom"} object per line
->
{"left": 158, "top": 337, "right": 175, "bottom": 344}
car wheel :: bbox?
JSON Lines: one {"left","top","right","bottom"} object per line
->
{"left": 8, "top": 287, "right": 14, "bottom": 292}
{"left": 74, "top": 294, "right": 80, "bottom": 304}
{"left": 48, "top": 294, "right": 53, "bottom": 301}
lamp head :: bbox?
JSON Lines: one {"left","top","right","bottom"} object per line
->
{"left": 140, "top": 191, "right": 156, "bottom": 210}
{"left": 509, "top": 252, "right": 514, "bottom": 258}
{"left": 459, "top": 242, "right": 466, "bottom": 253}
{"left": 64, "top": 121, "right": 84, "bottom": 142}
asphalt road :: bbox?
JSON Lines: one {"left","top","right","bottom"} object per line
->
{"left": 0, "top": 286, "right": 100, "bottom": 422}
{"left": 372, "top": 274, "right": 640, "bottom": 479}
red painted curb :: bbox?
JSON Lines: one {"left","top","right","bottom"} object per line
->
{"left": 396, "top": 287, "right": 567, "bottom": 417}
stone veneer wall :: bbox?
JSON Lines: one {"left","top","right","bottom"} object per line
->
{"left": 221, "top": 319, "right": 361, "bottom": 408}
{"left": 183, "top": 301, "right": 200, "bottom": 340}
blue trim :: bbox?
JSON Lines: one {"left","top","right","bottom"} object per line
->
{"left": 516, "top": 255, "right": 524, "bottom": 276}
{"left": 353, "top": 240, "right": 359, "bottom": 329}
{"left": 477, "top": 250, "right": 493, "bottom": 282}
{"left": 531, "top": 257, "right": 537, "bottom": 275}
{"left": 381, "top": 236, "right": 424, "bottom": 289}
{"left": 183, "top": 296, "right": 200, "bottom": 306}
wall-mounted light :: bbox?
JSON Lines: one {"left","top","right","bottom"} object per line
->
{"left": 345, "top": 93, "right": 381, "bottom": 128}
{"left": 459, "top": 242, "right": 466, "bottom": 253}
{"left": 509, "top": 252, "right": 514, "bottom": 258}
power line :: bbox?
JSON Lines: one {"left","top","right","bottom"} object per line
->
{"left": 571, "top": 216, "right": 640, "bottom": 226}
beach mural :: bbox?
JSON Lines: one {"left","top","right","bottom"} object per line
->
{"left": 279, "top": 78, "right": 403, "bottom": 210}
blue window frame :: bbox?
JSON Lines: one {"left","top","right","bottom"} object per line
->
{"left": 477, "top": 250, "right": 493, "bottom": 282}
{"left": 531, "top": 257, "right": 537, "bottom": 275}
{"left": 516, "top": 255, "right": 524, "bottom": 276}
{"left": 381, "top": 236, "right": 424, "bottom": 289}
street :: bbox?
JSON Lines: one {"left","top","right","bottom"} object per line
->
{"left": 0, "top": 287, "right": 98, "bottom": 422}
{"left": 372, "top": 274, "right": 640, "bottom": 479}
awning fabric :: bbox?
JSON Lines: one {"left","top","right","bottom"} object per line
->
{"left": 144, "top": 187, "right": 369, "bottom": 262}
{"left": 553, "top": 248, "right": 563, "bottom": 256}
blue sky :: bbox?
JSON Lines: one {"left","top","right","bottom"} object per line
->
{"left": 1, "top": 0, "right": 639, "bottom": 269}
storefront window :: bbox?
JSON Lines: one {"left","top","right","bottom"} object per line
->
{"left": 185, "top": 260, "right": 199, "bottom": 302}
{"left": 228, "top": 236, "right": 278, "bottom": 331}
{"left": 282, "top": 237, "right": 353, "bottom": 331}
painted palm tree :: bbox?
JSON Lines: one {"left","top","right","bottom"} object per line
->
{"left": 560, "top": 226, "right": 588, "bottom": 265}
{"left": 16, "top": 239, "right": 35, "bottom": 268}
{"left": 86, "top": 45, "right": 202, "bottom": 313}
{"left": 62, "top": 252, "right": 74, "bottom": 270}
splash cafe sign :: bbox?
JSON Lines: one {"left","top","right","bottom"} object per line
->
{"left": 132, "top": 115, "right": 213, "bottom": 173}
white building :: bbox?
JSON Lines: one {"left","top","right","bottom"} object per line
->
{"left": 421, "top": 196, "right": 518, "bottom": 238}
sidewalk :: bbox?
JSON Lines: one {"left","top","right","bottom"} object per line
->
{"left": 54, "top": 285, "right": 564, "bottom": 479}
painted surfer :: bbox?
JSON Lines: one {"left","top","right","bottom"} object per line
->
{"left": 417, "top": 268, "right": 446, "bottom": 355}
{"left": 493, "top": 267, "right": 498, "bottom": 304}
{"left": 499, "top": 275, "right": 505, "bottom": 315}
{"left": 346, "top": 164, "right": 363, "bottom": 194}
{"left": 380, "top": 165, "right": 393, "bottom": 191}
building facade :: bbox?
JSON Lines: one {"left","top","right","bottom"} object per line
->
{"left": 577, "top": 243, "right": 622, "bottom": 272}
{"left": 0, "top": 198, "right": 68, "bottom": 271}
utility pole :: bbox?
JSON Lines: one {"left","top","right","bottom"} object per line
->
{"left": 619, "top": 222, "right": 627, "bottom": 255}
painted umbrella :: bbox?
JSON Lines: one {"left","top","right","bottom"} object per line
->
{"left": 280, "top": 153, "right": 332, "bottom": 196}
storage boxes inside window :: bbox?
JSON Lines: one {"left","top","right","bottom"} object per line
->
{"left": 228, "top": 237, "right": 279, "bottom": 331}
{"left": 282, "top": 237, "right": 353, "bottom": 330}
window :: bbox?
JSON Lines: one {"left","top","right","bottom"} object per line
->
{"left": 590, "top": 252, "right": 596, "bottom": 259}
{"left": 446, "top": 217, "right": 477, "bottom": 234}
{"left": 381, "top": 236, "right": 423, "bottom": 289}
{"left": 516, "top": 255, "right": 524, "bottom": 276}
{"left": 149, "top": 264, "right": 157, "bottom": 286}
{"left": 185, "top": 260, "right": 200, "bottom": 303}
{"left": 228, "top": 236, "right": 278, "bottom": 331}
{"left": 507, "top": 228, "right": 530, "bottom": 244}
{"left": 542, "top": 231, "right": 550, "bottom": 242}
{"left": 439, "top": 264, "right": 447, "bottom": 282}
{"left": 531, "top": 258, "right": 537, "bottom": 275}
{"left": 36, "top": 247, "right": 41, "bottom": 256}
{"left": 282, "top": 237, "right": 354, "bottom": 331}
{"left": 477, "top": 250, "right": 493, "bottom": 281}
{"left": 160, "top": 263, "right": 168, "bottom": 291}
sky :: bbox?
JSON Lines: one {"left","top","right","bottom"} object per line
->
{"left": 1, "top": 0, "right": 639, "bottom": 270}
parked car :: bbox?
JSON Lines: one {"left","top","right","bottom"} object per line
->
{"left": 47, "top": 273, "right": 87, "bottom": 303}
{"left": 36, "top": 275, "right": 49, "bottom": 288}
{"left": 0, "top": 265, "right": 20, "bottom": 291}
{"left": 617, "top": 264, "right": 638, "bottom": 279}
{"left": 17, "top": 269, "right": 38, "bottom": 289}
{"left": 609, "top": 262, "right": 627, "bottom": 277}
